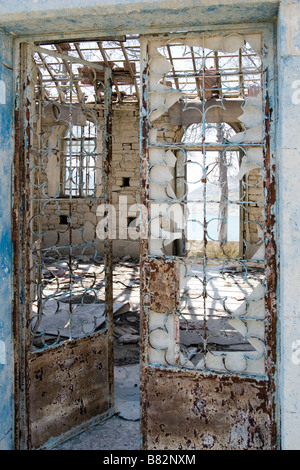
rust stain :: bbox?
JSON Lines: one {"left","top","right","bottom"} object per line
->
{"left": 263, "top": 88, "right": 278, "bottom": 448}
{"left": 28, "top": 331, "right": 110, "bottom": 449}
{"left": 146, "top": 258, "right": 178, "bottom": 313}
{"left": 142, "top": 367, "right": 275, "bottom": 450}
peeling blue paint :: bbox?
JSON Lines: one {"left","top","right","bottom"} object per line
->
{"left": 0, "top": 27, "right": 14, "bottom": 451}
{"left": 295, "top": 18, "right": 300, "bottom": 55}
{"left": 0, "top": 1, "right": 279, "bottom": 37}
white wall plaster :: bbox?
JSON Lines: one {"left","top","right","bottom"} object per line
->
{"left": 292, "top": 80, "right": 300, "bottom": 105}
{"left": 278, "top": 1, "right": 300, "bottom": 450}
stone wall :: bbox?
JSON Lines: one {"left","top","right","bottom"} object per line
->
{"left": 40, "top": 105, "right": 141, "bottom": 258}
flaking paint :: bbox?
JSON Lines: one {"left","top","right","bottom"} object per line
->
{"left": 0, "top": 1, "right": 279, "bottom": 37}
{"left": 0, "top": 28, "right": 14, "bottom": 450}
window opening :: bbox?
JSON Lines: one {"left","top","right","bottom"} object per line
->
{"left": 63, "top": 121, "right": 97, "bottom": 197}
{"left": 17, "top": 29, "right": 274, "bottom": 450}
{"left": 183, "top": 123, "right": 241, "bottom": 258}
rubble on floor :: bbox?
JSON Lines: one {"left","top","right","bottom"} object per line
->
{"left": 32, "top": 255, "right": 141, "bottom": 356}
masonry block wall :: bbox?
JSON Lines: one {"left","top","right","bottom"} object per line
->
{"left": 110, "top": 106, "right": 140, "bottom": 258}
{"left": 39, "top": 105, "right": 141, "bottom": 258}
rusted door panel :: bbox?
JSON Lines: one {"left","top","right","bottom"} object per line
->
{"left": 140, "top": 28, "right": 277, "bottom": 450}
{"left": 29, "top": 330, "right": 112, "bottom": 449}
{"left": 14, "top": 43, "right": 114, "bottom": 449}
{"left": 146, "top": 259, "right": 179, "bottom": 312}
{"left": 142, "top": 368, "right": 274, "bottom": 450}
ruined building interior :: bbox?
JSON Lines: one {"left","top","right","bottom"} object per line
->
{"left": 15, "top": 30, "right": 275, "bottom": 450}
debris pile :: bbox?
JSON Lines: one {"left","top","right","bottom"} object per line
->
{"left": 31, "top": 255, "right": 141, "bottom": 363}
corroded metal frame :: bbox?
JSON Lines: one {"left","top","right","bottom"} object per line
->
{"left": 140, "top": 24, "right": 278, "bottom": 450}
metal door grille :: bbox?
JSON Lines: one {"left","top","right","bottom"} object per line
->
{"left": 24, "top": 44, "right": 113, "bottom": 351}
{"left": 140, "top": 30, "right": 277, "bottom": 379}
{"left": 140, "top": 28, "right": 278, "bottom": 450}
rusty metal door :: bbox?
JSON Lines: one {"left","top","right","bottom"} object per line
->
{"left": 140, "top": 27, "right": 278, "bottom": 450}
{"left": 13, "top": 42, "right": 113, "bottom": 449}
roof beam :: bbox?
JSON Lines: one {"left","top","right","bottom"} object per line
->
{"left": 97, "top": 41, "right": 123, "bottom": 102}
{"left": 120, "top": 42, "right": 139, "bottom": 101}
{"left": 37, "top": 52, "right": 66, "bottom": 102}
{"left": 190, "top": 46, "right": 202, "bottom": 100}
{"left": 55, "top": 43, "right": 84, "bottom": 103}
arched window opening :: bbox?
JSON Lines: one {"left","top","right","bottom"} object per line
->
{"left": 180, "top": 122, "right": 242, "bottom": 258}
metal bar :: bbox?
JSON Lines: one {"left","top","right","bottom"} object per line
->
{"left": 73, "top": 42, "right": 85, "bottom": 60}
{"left": 147, "top": 143, "right": 264, "bottom": 150}
{"left": 36, "top": 35, "right": 126, "bottom": 46}
{"left": 120, "top": 42, "right": 140, "bottom": 101}
{"left": 36, "top": 52, "right": 65, "bottom": 102}
{"left": 263, "top": 86, "right": 277, "bottom": 448}
{"left": 55, "top": 44, "right": 83, "bottom": 103}
{"left": 104, "top": 67, "right": 114, "bottom": 409}
{"left": 239, "top": 48, "right": 244, "bottom": 95}
{"left": 166, "top": 44, "right": 179, "bottom": 90}
{"left": 97, "top": 41, "right": 123, "bottom": 102}
{"left": 190, "top": 46, "right": 202, "bottom": 100}
{"left": 139, "top": 35, "right": 149, "bottom": 385}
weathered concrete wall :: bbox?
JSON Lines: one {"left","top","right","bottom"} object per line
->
{"left": 277, "top": 0, "right": 300, "bottom": 451}
{"left": 0, "top": 28, "right": 14, "bottom": 450}
{"left": 0, "top": 1, "right": 279, "bottom": 37}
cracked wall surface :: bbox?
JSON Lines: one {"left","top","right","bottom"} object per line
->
{"left": 278, "top": 0, "right": 300, "bottom": 451}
